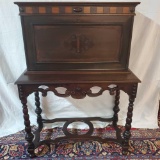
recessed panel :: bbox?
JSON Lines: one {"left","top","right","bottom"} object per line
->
{"left": 34, "top": 25, "right": 122, "bottom": 63}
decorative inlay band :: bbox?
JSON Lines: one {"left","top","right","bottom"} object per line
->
{"left": 110, "top": 7, "right": 117, "bottom": 14}
{"left": 38, "top": 7, "right": 46, "bottom": 13}
{"left": 21, "top": 6, "right": 134, "bottom": 14}
{"left": 52, "top": 7, "right": 59, "bottom": 13}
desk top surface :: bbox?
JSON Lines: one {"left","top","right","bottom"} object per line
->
{"left": 15, "top": 71, "right": 140, "bottom": 84}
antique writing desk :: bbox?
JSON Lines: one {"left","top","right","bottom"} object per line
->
{"left": 15, "top": 2, "right": 140, "bottom": 157}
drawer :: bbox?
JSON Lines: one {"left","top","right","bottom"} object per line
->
{"left": 15, "top": 2, "right": 140, "bottom": 72}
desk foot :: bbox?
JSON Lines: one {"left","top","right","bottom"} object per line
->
{"left": 28, "top": 146, "right": 36, "bottom": 158}
{"left": 25, "top": 133, "right": 35, "bottom": 157}
{"left": 122, "top": 150, "right": 128, "bottom": 155}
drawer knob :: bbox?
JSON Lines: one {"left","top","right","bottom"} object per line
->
{"left": 73, "top": 7, "right": 83, "bottom": 12}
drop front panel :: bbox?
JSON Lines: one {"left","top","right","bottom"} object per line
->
{"left": 15, "top": 2, "right": 139, "bottom": 72}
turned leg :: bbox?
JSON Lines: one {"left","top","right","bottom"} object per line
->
{"left": 35, "top": 91, "right": 43, "bottom": 131}
{"left": 113, "top": 88, "right": 120, "bottom": 127}
{"left": 19, "top": 89, "right": 36, "bottom": 158}
{"left": 122, "top": 84, "right": 137, "bottom": 155}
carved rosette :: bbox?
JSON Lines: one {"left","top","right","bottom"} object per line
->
{"left": 66, "top": 87, "right": 87, "bottom": 99}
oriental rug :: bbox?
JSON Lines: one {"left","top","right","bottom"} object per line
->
{"left": 0, "top": 115, "right": 160, "bottom": 159}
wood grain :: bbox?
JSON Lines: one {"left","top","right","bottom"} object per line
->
{"left": 52, "top": 7, "right": 59, "bottom": 13}
{"left": 39, "top": 7, "right": 46, "bottom": 13}
{"left": 25, "top": 7, "right": 33, "bottom": 13}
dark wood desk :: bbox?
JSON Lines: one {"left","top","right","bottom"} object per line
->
{"left": 15, "top": 71, "right": 140, "bottom": 157}
{"left": 15, "top": 2, "right": 140, "bottom": 157}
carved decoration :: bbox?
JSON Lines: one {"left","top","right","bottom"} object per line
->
{"left": 18, "top": 83, "right": 134, "bottom": 99}
{"left": 62, "top": 120, "right": 94, "bottom": 136}
{"left": 66, "top": 87, "right": 87, "bottom": 99}
{"left": 19, "top": 84, "right": 119, "bottom": 99}
{"left": 64, "top": 34, "right": 93, "bottom": 54}
{"left": 33, "top": 116, "right": 122, "bottom": 148}
{"left": 36, "top": 85, "right": 118, "bottom": 99}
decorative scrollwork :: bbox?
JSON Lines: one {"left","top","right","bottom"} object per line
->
{"left": 62, "top": 120, "right": 94, "bottom": 136}
{"left": 109, "top": 87, "right": 117, "bottom": 95}
{"left": 37, "top": 88, "right": 49, "bottom": 97}
{"left": 67, "top": 87, "right": 87, "bottom": 99}
{"left": 35, "top": 84, "right": 118, "bottom": 99}
{"left": 18, "top": 84, "right": 119, "bottom": 99}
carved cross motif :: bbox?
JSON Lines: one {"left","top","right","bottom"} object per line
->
{"left": 64, "top": 34, "right": 93, "bottom": 54}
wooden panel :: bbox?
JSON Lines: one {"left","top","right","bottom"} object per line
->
{"left": 123, "top": 7, "right": 130, "bottom": 13}
{"left": 52, "top": 7, "right": 59, "bottom": 13}
{"left": 15, "top": 71, "right": 141, "bottom": 84}
{"left": 110, "top": 7, "right": 117, "bottom": 14}
{"left": 103, "top": 7, "right": 110, "bottom": 14}
{"left": 15, "top": 2, "right": 140, "bottom": 71}
{"left": 84, "top": 7, "right": 90, "bottom": 14}
{"left": 116, "top": 7, "right": 123, "bottom": 13}
{"left": 97, "top": 7, "right": 103, "bottom": 14}
{"left": 34, "top": 25, "right": 122, "bottom": 63}
{"left": 65, "top": 7, "right": 72, "bottom": 13}
{"left": 21, "top": 14, "right": 133, "bottom": 71}
{"left": 39, "top": 7, "right": 46, "bottom": 13}
{"left": 25, "top": 7, "right": 33, "bottom": 13}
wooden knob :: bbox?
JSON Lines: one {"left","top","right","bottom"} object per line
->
{"left": 73, "top": 7, "right": 83, "bottom": 12}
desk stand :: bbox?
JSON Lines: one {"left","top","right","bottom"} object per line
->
{"left": 16, "top": 72, "right": 139, "bottom": 157}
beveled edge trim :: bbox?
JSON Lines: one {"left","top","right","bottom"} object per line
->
{"left": 14, "top": 2, "right": 140, "bottom": 6}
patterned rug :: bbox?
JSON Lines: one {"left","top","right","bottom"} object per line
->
{"left": 0, "top": 120, "right": 160, "bottom": 159}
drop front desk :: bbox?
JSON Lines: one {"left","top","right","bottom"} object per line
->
{"left": 15, "top": 2, "right": 140, "bottom": 157}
